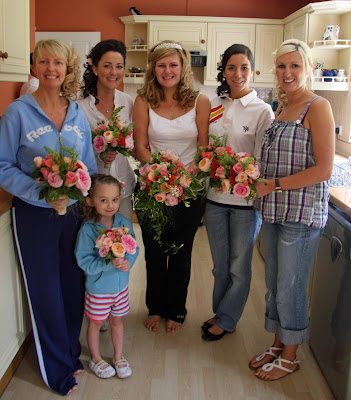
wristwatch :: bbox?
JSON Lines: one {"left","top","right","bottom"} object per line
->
{"left": 274, "top": 178, "right": 283, "bottom": 193}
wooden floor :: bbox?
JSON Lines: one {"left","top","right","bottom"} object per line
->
{"left": 1, "top": 224, "right": 334, "bottom": 400}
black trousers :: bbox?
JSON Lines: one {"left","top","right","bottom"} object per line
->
{"left": 138, "top": 196, "right": 205, "bottom": 323}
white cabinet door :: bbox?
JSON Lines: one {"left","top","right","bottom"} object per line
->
{"left": 35, "top": 32, "right": 101, "bottom": 83}
{"left": 204, "top": 23, "right": 255, "bottom": 85}
{"left": 149, "top": 21, "right": 207, "bottom": 50}
{"left": 284, "top": 14, "right": 308, "bottom": 42}
{"left": 254, "top": 25, "right": 283, "bottom": 83}
{"left": 0, "top": 0, "right": 29, "bottom": 82}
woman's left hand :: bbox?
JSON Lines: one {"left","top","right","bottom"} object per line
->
{"left": 47, "top": 194, "right": 69, "bottom": 212}
{"left": 188, "top": 160, "right": 199, "bottom": 176}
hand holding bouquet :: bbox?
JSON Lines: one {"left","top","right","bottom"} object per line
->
{"left": 134, "top": 149, "right": 204, "bottom": 252}
{"left": 195, "top": 135, "right": 263, "bottom": 202}
{"left": 92, "top": 106, "right": 134, "bottom": 168}
{"left": 95, "top": 226, "right": 137, "bottom": 264}
{"left": 31, "top": 146, "right": 91, "bottom": 215}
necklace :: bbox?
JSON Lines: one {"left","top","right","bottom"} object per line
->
{"left": 98, "top": 98, "right": 114, "bottom": 114}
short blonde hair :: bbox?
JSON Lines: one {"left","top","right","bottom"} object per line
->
{"left": 273, "top": 39, "right": 314, "bottom": 105}
{"left": 33, "top": 39, "right": 81, "bottom": 99}
{"left": 137, "top": 40, "right": 198, "bottom": 108}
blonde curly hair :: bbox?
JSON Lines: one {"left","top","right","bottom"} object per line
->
{"left": 33, "top": 39, "right": 81, "bottom": 99}
{"left": 137, "top": 40, "right": 198, "bottom": 109}
{"left": 272, "top": 39, "right": 314, "bottom": 106}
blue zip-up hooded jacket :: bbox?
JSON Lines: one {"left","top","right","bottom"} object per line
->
{"left": 75, "top": 213, "right": 139, "bottom": 294}
{"left": 0, "top": 93, "right": 97, "bottom": 208}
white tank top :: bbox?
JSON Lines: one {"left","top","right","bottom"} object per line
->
{"left": 148, "top": 96, "right": 199, "bottom": 168}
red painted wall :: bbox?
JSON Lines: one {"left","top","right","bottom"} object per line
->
{"left": 0, "top": 0, "right": 35, "bottom": 115}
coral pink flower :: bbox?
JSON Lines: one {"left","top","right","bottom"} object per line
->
{"left": 34, "top": 156, "right": 43, "bottom": 168}
{"left": 179, "top": 174, "right": 191, "bottom": 188}
{"left": 233, "top": 183, "right": 250, "bottom": 198}
{"left": 76, "top": 159, "right": 88, "bottom": 172}
{"left": 246, "top": 164, "right": 260, "bottom": 179}
{"left": 215, "top": 166, "right": 226, "bottom": 179}
{"left": 95, "top": 234, "right": 106, "bottom": 248}
{"left": 65, "top": 171, "right": 78, "bottom": 187}
{"left": 199, "top": 158, "right": 212, "bottom": 172}
{"left": 75, "top": 169, "right": 91, "bottom": 196}
{"left": 51, "top": 164, "right": 60, "bottom": 173}
{"left": 147, "top": 170, "right": 158, "bottom": 182}
{"left": 221, "top": 179, "right": 231, "bottom": 194}
{"left": 102, "top": 237, "right": 113, "bottom": 247}
{"left": 111, "top": 242, "right": 126, "bottom": 258}
{"left": 93, "top": 136, "right": 107, "bottom": 153}
{"left": 63, "top": 157, "right": 72, "bottom": 164}
{"left": 103, "top": 131, "right": 113, "bottom": 143}
{"left": 154, "top": 192, "right": 167, "bottom": 202}
{"left": 117, "top": 121, "right": 126, "bottom": 130}
{"left": 235, "top": 172, "right": 248, "bottom": 183}
{"left": 48, "top": 172, "right": 63, "bottom": 188}
{"left": 111, "top": 138, "right": 119, "bottom": 147}
{"left": 121, "top": 234, "right": 137, "bottom": 254}
{"left": 41, "top": 168, "right": 50, "bottom": 180}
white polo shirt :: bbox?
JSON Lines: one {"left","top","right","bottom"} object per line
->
{"left": 207, "top": 90, "right": 274, "bottom": 206}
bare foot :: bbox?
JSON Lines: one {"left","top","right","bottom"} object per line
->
{"left": 67, "top": 385, "right": 78, "bottom": 394}
{"left": 73, "top": 369, "right": 84, "bottom": 376}
{"left": 249, "top": 346, "right": 283, "bottom": 370}
{"left": 144, "top": 315, "right": 161, "bottom": 331}
{"left": 166, "top": 319, "right": 182, "bottom": 333}
{"left": 254, "top": 356, "right": 300, "bottom": 381}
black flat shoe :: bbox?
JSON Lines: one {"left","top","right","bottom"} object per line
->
{"left": 202, "top": 328, "right": 228, "bottom": 341}
{"left": 201, "top": 321, "right": 213, "bottom": 332}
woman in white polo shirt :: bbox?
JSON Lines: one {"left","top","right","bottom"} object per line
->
{"left": 202, "top": 44, "right": 274, "bottom": 341}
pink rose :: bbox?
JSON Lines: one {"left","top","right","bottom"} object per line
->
{"left": 111, "top": 138, "right": 119, "bottom": 147}
{"left": 176, "top": 185, "right": 184, "bottom": 197}
{"left": 47, "top": 172, "right": 63, "bottom": 188}
{"left": 103, "top": 131, "right": 113, "bottom": 143}
{"left": 147, "top": 171, "right": 158, "bottom": 182}
{"left": 121, "top": 234, "right": 137, "bottom": 255}
{"left": 65, "top": 171, "right": 78, "bottom": 187}
{"left": 76, "top": 159, "right": 88, "bottom": 172}
{"left": 41, "top": 167, "right": 50, "bottom": 180}
{"left": 199, "top": 158, "right": 212, "bottom": 172}
{"left": 95, "top": 234, "right": 106, "bottom": 248}
{"left": 215, "top": 166, "right": 226, "bottom": 179}
{"left": 149, "top": 164, "right": 158, "bottom": 171}
{"left": 233, "top": 162, "right": 243, "bottom": 174}
{"left": 115, "top": 227, "right": 128, "bottom": 236}
{"left": 233, "top": 183, "right": 250, "bottom": 199}
{"left": 93, "top": 136, "right": 107, "bottom": 153}
{"left": 139, "top": 163, "right": 149, "bottom": 177}
{"left": 235, "top": 172, "right": 248, "bottom": 183}
{"left": 175, "top": 161, "right": 185, "bottom": 169}
{"left": 106, "top": 231, "right": 117, "bottom": 241}
{"left": 158, "top": 167, "right": 168, "bottom": 177}
{"left": 75, "top": 169, "right": 91, "bottom": 196}
{"left": 34, "top": 156, "right": 43, "bottom": 168}
{"left": 162, "top": 149, "right": 180, "bottom": 162}
{"left": 165, "top": 193, "right": 178, "bottom": 206}
{"left": 96, "top": 122, "right": 109, "bottom": 131}
{"left": 154, "top": 192, "right": 167, "bottom": 202}
{"left": 179, "top": 174, "right": 191, "bottom": 188}
{"left": 246, "top": 164, "right": 260, "bottom": 180}
{"left": 99, "top": 246, "right": 110, "bottom": 258}
{"left": 125, "top": 135, "right": 134, "bottom": 150}
{"left": 221, "top": 179, "right": 231, "bottom": 194}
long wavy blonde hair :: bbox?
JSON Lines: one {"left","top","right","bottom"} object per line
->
{"left": 272, "top": 39, "right": 314, "bottom": 106}
{"left": 33, "top": 39, "right": 81, "bottom": 99}
{"left": 137, "top": 40, "right": 198, "bottom": 109}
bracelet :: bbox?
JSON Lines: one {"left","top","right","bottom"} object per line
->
{"left": 274, "top": 178, "right": 283, "bottom": 193}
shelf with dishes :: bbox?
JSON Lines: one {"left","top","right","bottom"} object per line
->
{"left": 309, "top": 39, "right": 351, "bottom": 49}
{"left": 313, "top": 75, "right": 349, "bottom": 91}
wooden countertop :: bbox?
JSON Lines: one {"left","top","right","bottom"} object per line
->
{"left": 330, "top": 187, "right": 351, "bottom": 216}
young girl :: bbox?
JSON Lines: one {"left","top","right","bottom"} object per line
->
{"left": 75, "top": 174, "right": 139, "bottom": 379}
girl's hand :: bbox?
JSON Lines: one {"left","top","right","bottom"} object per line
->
{"left": 112, "top": 258, "right": 130, "bottom": 272}
{"left": 188, "top": 160, "right": 199, "bottom": 176}
{"left": 100, "top": 151, "right": 118, "bottom": 164}
{"left": 46, "top": 194, "right": 69, "bottom": 212}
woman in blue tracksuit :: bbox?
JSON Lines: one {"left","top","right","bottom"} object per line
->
{"left": 0, "top": 39, "right": 97, "bottom": 395}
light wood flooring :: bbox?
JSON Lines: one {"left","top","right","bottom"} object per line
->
{"left": 1, "top": 224, "right": 334, "bottom": 400}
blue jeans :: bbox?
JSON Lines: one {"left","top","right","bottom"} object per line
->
{"left": 262, "top": 221, "right": 323, "bottom": 345}
{"left": 205, "top": 201, "right": 261, "bottom": 332}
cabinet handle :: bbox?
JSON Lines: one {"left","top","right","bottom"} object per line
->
{"left": 201, "top": 39, "right": 205, "bottom": 44}
{"left": 256, "top": 71, "right": 261, "bottom": 75}
{"left": 0, "top": 51, "right": 8, "bottom": 59}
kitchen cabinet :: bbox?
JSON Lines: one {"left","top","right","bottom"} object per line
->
{"left": 0, "top": 210, "right": 30, "bottom": 382}
{"left": 204, "top": 23, "right": 255, "bottom": 86}
{"left": 0, "top": 0, "right": 30, "bottom": 82}
{"left": 284, "top": 14, "right": 308, "bottom": 42}
{"left": 254, "top": 25, "right": 283, "bottom": 84}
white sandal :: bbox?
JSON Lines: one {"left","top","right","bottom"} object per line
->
{"left": 249, "top": 346, "right": 283, "bottom": 370}
{"left": 88, "top": 359, "right": 116, "bottom": 379}
{"left": 256, "top": 355, "right": 300, "bottom": 380}
{"left": 113, "top": 357, "right": 132, "bottom": 379}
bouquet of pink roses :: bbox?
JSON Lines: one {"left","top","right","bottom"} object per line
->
{"left": 134, "top": 149, "right": 204, "bottom": 252}
{"left": 95, "top": 226, "right": 137, "bottom": 264}
{"left": 195, "top": 135, "right": 262, "bottom": 201}
{"left": 92, "top": 106, "right": 134, "bottom": 168}
{"left": 30, "top": 145, "right": 91, "bottom": 215}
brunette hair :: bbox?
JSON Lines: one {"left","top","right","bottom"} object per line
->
{"left": 81, "top": 174, "right": 123, "bottom": 221}
{"left": 137, "top": 40, "right": 198, "bottom": 109}
{"left": 33, "top": 39, "right": 81, "bottom": 99}
{"left": 273, "top": 39, "right": 313, "bottom": 106}
{"left": 82, "top": 39, "right": 127, "bottom": 102}
{"left": 216, "top": 44, "right": 254, "bottom": 98}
